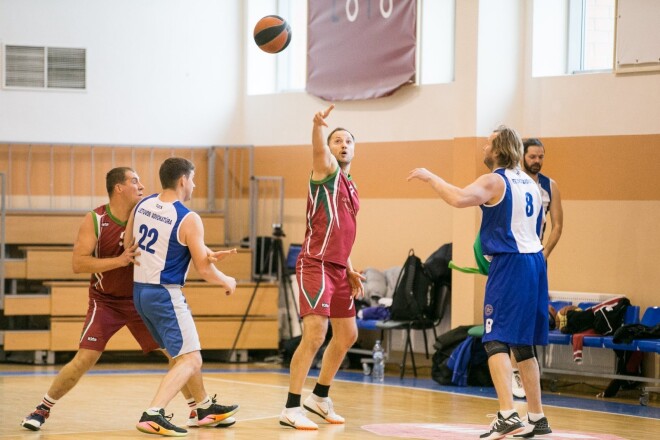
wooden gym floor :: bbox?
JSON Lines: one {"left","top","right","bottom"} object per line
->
{"left": 1, "top": 361, "right": 658, "bottom": 439}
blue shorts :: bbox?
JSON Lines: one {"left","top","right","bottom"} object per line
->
{"left": 482, "top": 252, "right": 548, "bottom": 346}
{"left": 133, "top": 282, "right": 201, "bottom": 357}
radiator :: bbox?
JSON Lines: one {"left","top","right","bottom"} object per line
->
{"left": 548, "top": 289, "right": 621, "bottom": 305}
{"left": 542, "top": 345, "right": 616, "bottom": 375}
{"left": 541, "top": 290, "right": 619, "bottom": 375}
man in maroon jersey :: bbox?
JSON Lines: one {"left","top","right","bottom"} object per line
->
{"left": 20, "top": 167, "right": 234, "bottom": 431}
{"left": 280, "top": 105, "right": 366, "bottom": 430}
{"left": 20, "top": 167, "right": 150, "bottom": 430}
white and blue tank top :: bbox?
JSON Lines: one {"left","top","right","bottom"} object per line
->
{"left": 132, "top": 194, "right": 192, "bottom": 286}
{"left": 480, "top": 167, "right": 544, "bottom": 256}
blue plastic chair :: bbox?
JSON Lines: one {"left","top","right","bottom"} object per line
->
{"left": 640, "top": 306, "right": 660, "bottom": 327}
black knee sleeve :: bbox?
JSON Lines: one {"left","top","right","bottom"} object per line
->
{"left": 483, "top": 340, "right": 509, "bottom": 358}
{"left": 511, "top": 345, "right": 536, "bottom": 363}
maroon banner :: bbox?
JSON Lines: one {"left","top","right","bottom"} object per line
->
{"left": 307, "top": 0, "right": 417, "bottom": 101}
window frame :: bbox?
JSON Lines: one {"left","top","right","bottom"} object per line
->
{"left": 566, "top": 0, "right": 615, "bottom": 74}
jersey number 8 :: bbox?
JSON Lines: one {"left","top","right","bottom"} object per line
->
{"left": 524, "top": 192, "right": 534, "bottom": 217}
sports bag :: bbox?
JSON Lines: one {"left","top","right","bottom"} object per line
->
{"left": 389, "top": 249, "right": 433, "bottom": 321}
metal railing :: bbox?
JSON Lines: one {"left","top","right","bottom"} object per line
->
{"left": 0, "top": 173, "right": 5, "bottom": 309}
{"left": 250, "top": 176, "right": 285, "bottom": 280}
{"left": 0, "top": 142, "right": 253, "bottom": 213}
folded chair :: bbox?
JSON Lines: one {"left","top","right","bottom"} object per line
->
{"left": 377, "top": 283, "right": 451, "bottom": 379}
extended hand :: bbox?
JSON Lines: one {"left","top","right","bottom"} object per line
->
{"left": 407, "top": 167, "right": 436, "bottom": 183}
{"left": 207, "top": 248, "right": 237, "bottom": 263}
{"left": 313, "top": 104, "right": 335, "bottom": 127}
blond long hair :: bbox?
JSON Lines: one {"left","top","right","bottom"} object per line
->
{"left": 492, "top": 125, "right": 523, "bottom": 169}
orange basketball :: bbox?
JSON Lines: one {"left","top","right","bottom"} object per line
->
{"left": 253, "top": 15, "right": 291, "bottom": 54}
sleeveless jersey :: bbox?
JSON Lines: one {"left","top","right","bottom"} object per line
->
{"left": 299, "top": 167, "right": 359, "bottom": 267}
{"left": 132, "top": 194, "right": 193, "bottom": 286}
{"left": 537, "top": 172, "right": 552, "bottom": 240}
{"left": 89, "top": 204, "right": 134, "bottom": 299}
{"left": 480, "top": 167, "right": 544, "bottom": 256}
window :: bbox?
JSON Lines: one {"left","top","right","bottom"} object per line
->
{"left": 568, "top": 0, "right": 615, "bottom": 72}
{"left": 533, "top": 0, "right": 615, "bottom": 77}
{"left": 3, "top": 45, "right": 86, "bottom": 90}
{"left": 246, "top": 0, "right": 307, "bottom": 95}
{"left": 246, "top": 0, "right": 455, "bottom": 95}
{"left": 419, "top": 0, "right": 455, "bottom": 84}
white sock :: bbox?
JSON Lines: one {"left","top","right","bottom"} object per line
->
{"left": 500, "top": 409, "right": 516, "bottom": 419}
{"left": 41, "top": 394, "right": 57, "bottom": 410}
{"left": 196, "top": 395, "right": 212, "bottom": 410}
{"left": 146, "top": 407, "right": 162, "bottom": 415}
{"left": 527, "top": 411, "right": 544, "bottom": 422}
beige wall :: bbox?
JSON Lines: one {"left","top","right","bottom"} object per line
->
{"left": 256, "top": 134, "right": 660, "bottom": 324}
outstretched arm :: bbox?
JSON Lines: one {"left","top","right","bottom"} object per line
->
{"left": 543, "top": 179, "right": 563, "bottom": 259}
{"left": 72, "top": 212, "right": 139, "bottom": 273}
{"left": 180, "top": 212, "right": 237, "bottom": 295}
{"left": 311, "top": 104, "right": 338, "bottom": 181}
{"left": 407, "top": 168, "right": 504, "bottom": 208}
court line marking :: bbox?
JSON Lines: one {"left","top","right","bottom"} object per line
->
{"left": 3, "top": 368, "right": 658, "bottom": 420}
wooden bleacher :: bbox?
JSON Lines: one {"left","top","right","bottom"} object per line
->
{"left": 13, "top": 246, "right": 252, "bottom": 281}
{"left": 2, "top": 212, "right": 277, "bottom": 354}
{"left": 4, "top": 281, "right": 278, "bottom": 351}
{"left": 4, "top": 212, "right": 226, "bottom": 246}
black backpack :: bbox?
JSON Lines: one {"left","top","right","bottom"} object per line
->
{"left": 389, "top": 249, "right": 434, "bottom": 321}
{"left": 424, "top": 242, "right": 452, "bottom": 286}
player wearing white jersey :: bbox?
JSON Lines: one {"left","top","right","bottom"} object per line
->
{"left": 522, "top": 138, "right": 563, "bottom": 260}
{"left": 479, "top": 167, "right": 547, "bottom": 348}
{"left": 126, "top": 157, "right": 239, "bottom": 437}
{"left": 407, "top": 126, "right": 551, "bottom": 439}
{"left": 510, "top": 138, "right": 564, "bottom": 401}
{"left": 132, "top": 194, "right": 193, "bottom": 286}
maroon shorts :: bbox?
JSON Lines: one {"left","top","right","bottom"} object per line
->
{"left": 296, "top": 257, "right": 356, "bottom": 318}
{"left": 79, "top": 297, "right": 159, "bottom": 353}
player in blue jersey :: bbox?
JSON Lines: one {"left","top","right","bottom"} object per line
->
{"left": 408, "top": 126, "right": 551, "bottom": 439}
{"left": 126, "top": 157, "right": 239, "bottom": 437}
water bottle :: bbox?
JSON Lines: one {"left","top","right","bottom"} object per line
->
{"left": 372, "top": 340, "right": 385, "bottom": 382}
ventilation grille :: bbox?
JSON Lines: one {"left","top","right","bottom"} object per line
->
{"left": 48, "top": 47, "right": 86, "bottom": 89}
{"left": 5, "top": 45, "right": 45, "bottom": 88}
{"left": 4, "top": 45, "right": 86, "bottom": 90}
